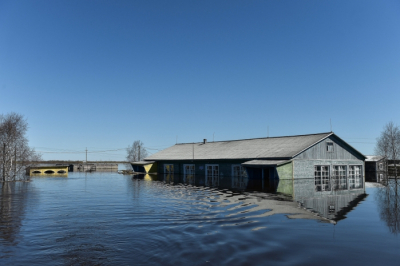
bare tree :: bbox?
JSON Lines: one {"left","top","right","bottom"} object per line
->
{"left": 126, "top": 140, "right": 148, "bottom": 162}
{"left": 375, "top": 122, "right": 400, "bottom": 179}
{"left": 376, "top": 180, "right": 400, "bottom": 235}
{"left": 0, "top": 113, "right": 41, "bottom": 182}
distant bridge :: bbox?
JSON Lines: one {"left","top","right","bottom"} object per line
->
{"left": 26, "top": 165, "right": 68, "bottom": 176}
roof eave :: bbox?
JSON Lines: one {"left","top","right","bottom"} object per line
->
{"left": 145, "top": 157, "right": 293, "bottom": 161}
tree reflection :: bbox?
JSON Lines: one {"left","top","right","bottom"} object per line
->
{"left": 376, "top": 179, "right": 400, "bottom": 234}
{"left": 0, "top": 182, "right": 29, "bottom": 245}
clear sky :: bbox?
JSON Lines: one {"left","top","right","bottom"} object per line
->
{"left": 1, "top": 0, "right": 399, "bottom": 161}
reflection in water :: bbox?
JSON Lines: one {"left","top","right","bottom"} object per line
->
{"left": 140, "top": 173, "right": 367, "bottom": 223}
{"left": 376, "top": 180, "right": 400, "bottom": 234}
{"left": 0, "top": 182, "right": 29, "bottom": 246}
{"left": 2, "top": 172, "right": 398, "bottom": 265}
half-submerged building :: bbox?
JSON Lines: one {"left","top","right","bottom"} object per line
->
{"left": 365, "top": 155, "right": 387, "bottom": 182}
{"left": 144, "top": 132, "right": 366, "bottom": 192}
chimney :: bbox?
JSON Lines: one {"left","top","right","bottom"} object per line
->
{"left": 203, "top": 139, "right": 207, "bottom": 144}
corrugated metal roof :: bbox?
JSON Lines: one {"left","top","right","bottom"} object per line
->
{"left": 365, "top": 155, "right": 385, "bottom": 162}
{"left": 131, "top": 161, "right": 155, "bottom": 165}
{"left": 145, "top": 132, "right": 333, "bottom": 161}
{"left": 242, "top": 160, "right": 291, "bottom": 166}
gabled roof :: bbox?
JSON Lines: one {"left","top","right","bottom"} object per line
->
{"left": 145, "top": 132, "right": 339, "bottom": 161}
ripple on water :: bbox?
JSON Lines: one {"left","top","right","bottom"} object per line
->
{"left": 1, "top": 173, "right": 399, "bottom": 265}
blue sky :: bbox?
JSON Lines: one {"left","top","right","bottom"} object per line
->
{"left": 1, "top": 0, "right": 399, "bottom": 161}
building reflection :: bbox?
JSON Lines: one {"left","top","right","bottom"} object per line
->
{"left": 375, "top": 180, "right": 400, "bottom": 234}
{"left": 157, "top": 173, "right": 366, "bottom": 223}
{"left": 0, "top": 182, "right": 29, "bottom": 245}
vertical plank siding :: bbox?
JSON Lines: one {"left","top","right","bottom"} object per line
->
{"left": 293, "top": 136, "right": 364, "bottom": 180}
{"left": 294, "top": 135, "right": 363, "bottom": 160}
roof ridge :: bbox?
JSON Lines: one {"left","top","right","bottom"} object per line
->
{"left": 175, "top": 132, "right": 333, "bottom": 145}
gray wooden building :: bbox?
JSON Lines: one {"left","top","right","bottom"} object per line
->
{"left": 365, "top": 155, "right": 386, "bottom": 182}
{"left": 144, "top": 132, "right": 366, "bottom": 192}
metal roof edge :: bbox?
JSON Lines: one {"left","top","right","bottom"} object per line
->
{"left": 241, "top": 159, "right": 292, "bottom": 167}
{"left": 174, "top": 132, "right": 334, "bottom": 145}
{"left": 144, "top": 157, "right": 293, "bottom": 161}
{"left": 131, "top": 161, "right": 155, "bottom": 165}
{"left": 277, "top": 159, "right": 293, "bottom": 166}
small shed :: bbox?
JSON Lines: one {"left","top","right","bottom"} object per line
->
{"left": 365, "top": 155, "right": 386, "bottom": 182}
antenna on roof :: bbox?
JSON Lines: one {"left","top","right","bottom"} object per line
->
{"left": 213, "top": 132, "right": 215, "bottom": 142}
{"left": 330, "top": 119, "right": 332, "bottom": 132}
{"left": 267, "top": 126, "right": 269, "bottom": 138}
{"left": 176, "top": 135, "right": 178, "bottom": 144}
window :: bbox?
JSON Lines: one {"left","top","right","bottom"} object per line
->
{"left": 206, "top": 165, "right": 219, "bottom": 187}
{"left": 183, "top": 164, "right": 195, "bottom": 185}
{"left": 379, "top": 174, "right": 384, "bottom": 182}
{"left": 332, "top": 165, "right": 347, "bottom": 190}
{"left": 232, "top": 165, "right": 248, "bottom": 189}
{"left": 315, "top": 166, "right": 330, "bottom": 191}
{"left": 164, "top": 164, "right": 174, "bottom": 182}
{"left": 164, "top": 164, "right": 174, "bottom": 174}
{"left": 327, "top": 142, "right": 334, "bottom": 152}
{"left": 349, "top": 165, "right": 363, "bottom": 189}
{"left": 379, "top": 163, "right": 383, "bottom": 170}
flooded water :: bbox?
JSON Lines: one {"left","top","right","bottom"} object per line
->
{"left": 1, "top": 169, "right": 400, "bottom": 265}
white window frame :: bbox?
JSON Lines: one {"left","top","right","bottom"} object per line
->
{"left": 348, "top": 165, "right": 363, "bottom": 189}
{"left": 315, "top": 165, "right": 331, "bottom": 191}
{"left": 183, "top": 164, "right": 195, "bottom": 185}
{"left": 205, "top": 164, "right": 219, "bottom": 187}
{"left": 379, "top": 163, "right": 383, "bottom": 170}
{"left": 232, "top": 165, "right": 248, "bottom": 189}
{"left": 332, "top": 165, "right": 347, "bottom": 190}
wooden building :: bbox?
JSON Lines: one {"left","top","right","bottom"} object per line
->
{"left": 144, "top": 132, "right": 366, "bottom": 193}
{"left": 365, "top": 155, "right": 387, "bottom": 182}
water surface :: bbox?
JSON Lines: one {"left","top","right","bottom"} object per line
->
{"left": 1, "top": 171, "right": 400, "bottom": 265}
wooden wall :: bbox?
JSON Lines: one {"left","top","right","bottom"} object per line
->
{"left": 294, "top": 135, "right": 364, "bottom": 160}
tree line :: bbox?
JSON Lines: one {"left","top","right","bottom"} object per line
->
{"left": 0, "top": 113, "right": 41, "bottom": 182}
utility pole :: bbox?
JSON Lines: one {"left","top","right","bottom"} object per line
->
{"left": 86, "top": 147, "right": 87, "bottom": 163}
{"left": 138, "top": 143, "right": 141, "bottom": 162}
{"left": 2, "top": 143, "right": 5, "bottom": 182}
{"left": 13, "top": 145, "right": 17, "bottom": 179}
